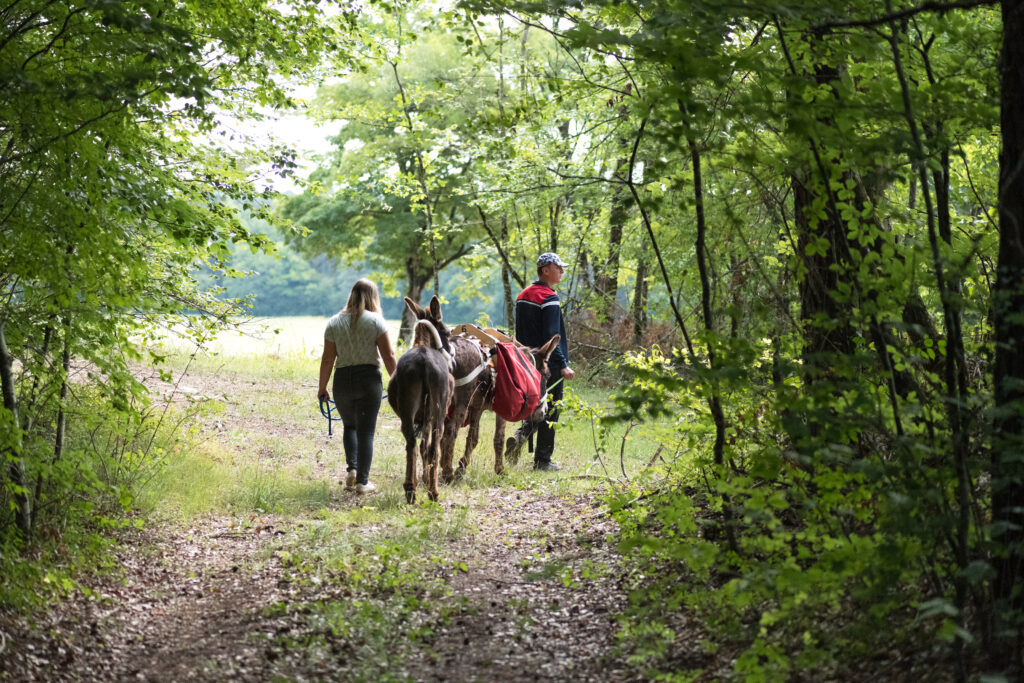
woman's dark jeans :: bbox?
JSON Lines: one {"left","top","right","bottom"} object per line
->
{"left": 331, "top": 364, "right": 382, "bottom": 485}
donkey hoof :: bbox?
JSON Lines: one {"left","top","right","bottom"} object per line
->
{"left": 440, "top": 472, "right": 455, "bottom": 485}
{"left": 428, "top": 491, "right": 439, "bottom": 502}
{"left": 405, "top": 489, "right": 416, "bottom": 504}
{"left": 505, "top": 436, "right": 522, "bottom": 464}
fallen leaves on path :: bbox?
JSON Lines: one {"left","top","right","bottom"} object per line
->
{"left": 0, "top": 367, "right": 710, "bottom": 681}
{"left": 0, "top": 488, "right": 666, "bottom": 682}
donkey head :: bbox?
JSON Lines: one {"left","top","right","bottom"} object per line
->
{"left": 531, "top": 334, "right": 560, "bottom": 371}
{"left": 405, "top": 295, "right": 452, "bottom": 355}
{"left": 524, "top": 334, "right": 561, "bottom": 421}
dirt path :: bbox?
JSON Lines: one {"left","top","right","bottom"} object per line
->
{"left": 415, "top": 491, "right": 630, "bottom": 681}
{"left": 0, "top": 366, "right": 673, "bottom": 681}
{"left": 1, "top": 490, "right": 637, "bottom": 682}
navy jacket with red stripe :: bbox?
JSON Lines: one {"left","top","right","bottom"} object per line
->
{"left": 514, "top": 281, "right": 569, "bottom": 373}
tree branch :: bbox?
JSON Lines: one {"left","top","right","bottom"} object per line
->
{"left": 476, "top": 207, "right": 526, "bottom": 289}
{"left": 809, "top": 0, "right": 996, "bottom": 30}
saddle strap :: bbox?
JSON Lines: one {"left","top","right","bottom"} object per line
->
{"left": 454, "top": 359, "right": 490, "bottom": 387}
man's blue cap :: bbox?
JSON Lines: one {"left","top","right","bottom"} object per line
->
{"left": 537, "top": 252, "right": 567, "bottom": 268}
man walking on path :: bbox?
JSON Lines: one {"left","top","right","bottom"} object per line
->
{"left": 508, "top": 252, "right": 575, "bottom": 471}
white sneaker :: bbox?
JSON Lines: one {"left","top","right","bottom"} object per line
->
{"left": 356, "top": 481, "right": 377, "bottom": 494}
{"left": 344, "top": 470, "right": 357, "bottom": 490}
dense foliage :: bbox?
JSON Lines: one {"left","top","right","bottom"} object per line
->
{"left": 279, "top": 0, "right": 1024, "bottom": 676}
{"left": 4, "top": 0, "right": 1024, "bottom": 678}
{"left": 1, "top": 0, "right": 340, "bottom": 549}
{"left": 437, "top": 0, "right": 1019, "bottom": 677}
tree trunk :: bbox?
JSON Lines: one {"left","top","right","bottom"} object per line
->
{"left": 632, "top": 231, "right": 649, "bottom": 344}
{"left": 549, "top": 119, "right": 573, "bottom": 253}
{"left": 992, "top": 0, "right": 1024, "bottom": 663}
{"left": 55, "top": 318, "right": 70, "bottom": 465}
{"left": 577, "top": 248, "right": 592, "bottom": 292}
{"left": 774, "top": 29, "right": 857, "bottom": 369}
{"left": 501, "top": 215, "right": 515, "bottom": 330}
{"left": 688, "top": 133, "right": 735, "bottom": 552}
{"left": 548, "top": 202, "right": 560, "bottom": 254}
{"left": 34, "top": 316, "right": 72, "bottom": 506}
{"left": 689, "top": 138, "right": 726, "bottom": 467}
{"left": 886, "top": 22, "right": 973, "bottom": 659}
{"left": 0, "top": 320, "right": 32, "bottom": 537}
{"left": 400, "top": 253, "right": 426, "bottom": 344}
{"left": 596, "top": 156, "right": 628, "bottom": 318}
{"left": 793, "top": 170, "right": 856, "bottom": 364}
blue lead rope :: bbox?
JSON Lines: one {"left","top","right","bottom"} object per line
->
{"left": 318, "top": 397, "right": 343, "bottom": 437}
{"left": 319, "top": 392, "right": 389, "bottom": 436}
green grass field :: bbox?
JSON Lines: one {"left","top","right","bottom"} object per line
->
{"left": 144, "top": 316, "right": 666, "bottom": 521}
{"left": 154, "top": 315, "right": 403, "bottom": 361}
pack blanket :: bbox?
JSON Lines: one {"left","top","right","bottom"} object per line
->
{"left": 492, "top": 342, "right": 543, "bottom": 422}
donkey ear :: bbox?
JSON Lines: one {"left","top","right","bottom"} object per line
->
{"left": 405, "top": 296, "right": 427, "bottom": 320}
{"left": 538, "top": 334, "right": 561, "bottom": 361}
{"left": 429, "top": 295, "right": 443, "bottom": 322}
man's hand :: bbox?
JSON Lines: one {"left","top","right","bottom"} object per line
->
{"left": 318, "top": 388, "right": 330, "bottom": 401}
{"left": 561, "top": 367, "right": 575, "bottom": 380}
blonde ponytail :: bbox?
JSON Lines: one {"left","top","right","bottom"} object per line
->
{"left": 343, "top": 278, "right": 382, "bottom": 321}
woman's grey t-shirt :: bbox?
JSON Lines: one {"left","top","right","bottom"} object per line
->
{"left": 324, "top": 310, "right": 389, "bottom": 368}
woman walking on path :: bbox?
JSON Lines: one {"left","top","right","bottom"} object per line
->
{"left": 318, "top": 278, "right": 398, "bottom": 494}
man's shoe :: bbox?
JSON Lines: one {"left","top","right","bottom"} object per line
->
{"left": 345, "top": 470, "right": 357, "bottom": 490}
{"left": 356, "top": 481, "right": 378, "bottom": 494}
{"left": 533, "top": 461, "right": 560, "bottom": 472}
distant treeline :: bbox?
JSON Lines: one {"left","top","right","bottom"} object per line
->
{"left": 206, "top": 225, "right": 507, "bottom": 326}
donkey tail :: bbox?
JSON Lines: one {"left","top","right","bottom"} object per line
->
{"left": 412, "top": 319, "right": 443, "bottom": 350}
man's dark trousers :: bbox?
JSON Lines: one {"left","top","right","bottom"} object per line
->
{"left": 534, "top": 378, "right": 564, "bottom": 465}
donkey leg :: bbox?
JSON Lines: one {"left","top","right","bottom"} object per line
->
{"left": 440, "top": 400, "right": 469, "bottom": 484}
{"left": 457, "top": 403, "right": 485, "bottom": 479}
{"left": 427, "top": 426, "right": 443, "bottom": 502}
{"left": 439, "top": 425, "right": 457, "bottom": 485}
{"left": 420, "top": 432, "right": 432, "bottom": 488}
{"left": 404, "top": 438, "right": 418, "bottom": 504}
{"left": 439, "top": 425, "right": 457, "bottom": 484}
{"left": 505, "top": 419, "right": 537, "bottom": 466}
{"left": 493, "top": 415, "right": 508, "bottom": 475}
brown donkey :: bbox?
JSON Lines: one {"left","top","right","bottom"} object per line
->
{"left": 404, "top": 297, "right": 560, "bottom": 481}
{"left": 387, "top": 299, "right": 454, "bottom": 503}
